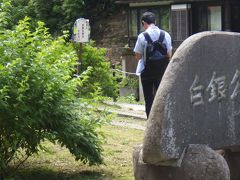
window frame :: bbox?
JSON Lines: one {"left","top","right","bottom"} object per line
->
{"left": 128, "top": 6, "right": 170, "bottom": 47}
{"left": 191, "top": 2, "right": 223, "bottom": 34}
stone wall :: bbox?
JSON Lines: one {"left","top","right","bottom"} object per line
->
{"left": 93, "top": 6, "right": 129, "bottom": 65}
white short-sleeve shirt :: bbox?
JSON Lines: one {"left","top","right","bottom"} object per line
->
{"left": 134, "top": 25, "right": 172, "bottom": 56}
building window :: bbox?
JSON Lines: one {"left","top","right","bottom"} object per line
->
{"left": 231, "top": 4, "right": 240, "bottom": 32}
{"left": 128, "top": 6, "right": 170, "bottom": 47}
{"left": 192, "top": 5, "right": 222, "bottom": 34}
{"left": 159, "top": 7, "right": 170, "bottom": 32}
{"left": 208, "top": 6, "right": 222, "bottom": 31}
{"left": 171, "top": 4, "right": 190, "bottom": 41}
{"left": 129, "top": 9, "right": 138, "bottom": 37}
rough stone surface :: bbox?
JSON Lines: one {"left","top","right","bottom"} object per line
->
{"left": 133, "top": 144, "right": 230, "bottom": 180}
{"left": 142, "top": 32, "right": 240, "bottom": 165}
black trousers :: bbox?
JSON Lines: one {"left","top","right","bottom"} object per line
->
{"left": 140, "top": 59, "right": 169, "bottom": 118}
{"left": 141, "top": 78, "right": 161, "bottom": 118}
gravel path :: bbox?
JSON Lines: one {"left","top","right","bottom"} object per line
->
{"left": 100, "top": 101, "right": 147, "bottom": 130}
{"left": 110, "top": 121, "right": 145, "bottom": 131}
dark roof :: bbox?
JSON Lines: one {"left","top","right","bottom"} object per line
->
{"left": 115, "top": 0, "right": 220, "bottom": 4}
{"left": 115, "top": 0, "right": 165, "bottom": 4}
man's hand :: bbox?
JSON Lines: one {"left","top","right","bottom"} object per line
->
{"left": 135, "top": 53, "right": 142, "bottom": 61}
{"left": 167, "top": 51, "right": 172, "bottom": 60}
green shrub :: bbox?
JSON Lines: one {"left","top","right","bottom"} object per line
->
{"left": 120, "top": 75, "right": 138, "bottom": 90}
{"left": 0, "top": 18, "right": 104, "bottom": 177}
{"left": 75, "top": 42, "right": 118, "bottom": 99}
{"left": 0, "top": 0, "right": 117, "bottom": 36}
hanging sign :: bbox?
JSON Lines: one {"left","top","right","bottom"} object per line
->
{"left": 72, "top": 18, "right": 90, "bottom": 43}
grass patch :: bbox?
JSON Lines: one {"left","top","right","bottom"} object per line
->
{"left": 9, "top": 118, "right": 144, "bottom": 180}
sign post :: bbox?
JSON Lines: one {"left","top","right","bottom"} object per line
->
{"left": 71, "top": 18, "right": 90, "bottom": 76}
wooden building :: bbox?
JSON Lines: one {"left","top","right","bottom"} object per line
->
{"left": 116, "top": 0, "right": 240, "bottom": 50}
{"left": 115, "top": 0, "right": 240, "bottom": 100}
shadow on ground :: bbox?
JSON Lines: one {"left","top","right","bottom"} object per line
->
{"left": 7, "top": 167, "right": 114, "bottom": 180}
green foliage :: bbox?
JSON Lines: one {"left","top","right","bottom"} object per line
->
{"left": 87, "top": 0, "right": 117, "bottom": 23}
{"left": 30, "top": 0, "right": 65, "bottom": 35}
{"left": 120, "top": 75, "right": 139, "bottom": 90}
{"left": 117, "top": 94, "right": 137, "bottom": 104}
{"left": 62, "top": 0, "right": 85, "bottom": 30}
{"left": 76, "top": 42, "right": 118, "bottom": 99}
{"left": 0, "top": 0, "right": 35, "bottom": 30}
{"left": 0, "top": 18, "right": 104, "bottom": 177}
{"left": 0, "top": 0, "right": 117, "bottom": 35}
{"left": 62, "top": 0, "right": 117, "bottom": 35}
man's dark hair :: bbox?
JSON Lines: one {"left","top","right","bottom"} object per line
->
{"left": 141, "top": 12, "right": 156, "bottom": 25}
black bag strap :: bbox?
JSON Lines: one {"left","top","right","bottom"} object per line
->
{"left": 143, "top": 30, "right": 165, "bottom": 44}
{"left": 143, "top": 32, "right": 152, "bottom": 43}
{"left": 158, "top": 30, "right": 165, "bottom": 43}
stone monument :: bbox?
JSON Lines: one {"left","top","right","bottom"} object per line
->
{"left": 133, "top": 31, "right": 240, "bottom": 179}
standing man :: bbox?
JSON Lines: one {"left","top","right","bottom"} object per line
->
{"left": 134, "top": 11, "right": 172, "bottom": 118}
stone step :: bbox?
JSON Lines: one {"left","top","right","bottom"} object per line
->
{"left": 98, "top": 107, "right": 146, "bottom": 120}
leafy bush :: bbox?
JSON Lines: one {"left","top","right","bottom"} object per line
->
{"left": 0, "top": 18, "right": 104, "bottom": 177}
{"left": 120, "top": 75, "right": 139, "bottom": 90}
{"left": 0, "top": 0, "right": 36, "bottom": 30}
{"left": 116, "top": 94, "right": 138, "bottom": 104}
{"left": 0, "top": 0, "right": 117, "bottom": 36}
{"left": 75, "top": 42, "right": 118, "bottom": 99}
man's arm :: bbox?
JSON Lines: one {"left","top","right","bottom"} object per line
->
{"left": 164, "top": 31, "right": 172, "bottom": 60}
{"left": 134, "top": 34, "right": 144, "bottom": 61}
